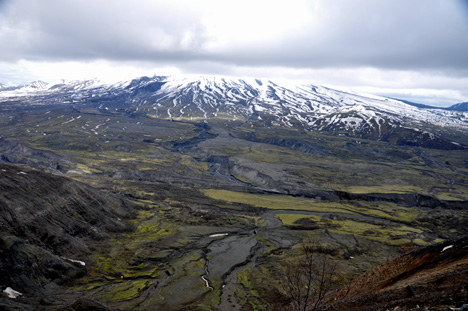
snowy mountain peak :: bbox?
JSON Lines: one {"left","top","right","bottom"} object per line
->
{"left": 0, "top": 80, "right": 49, "bottom": 93}
{"left": 1, "top": 75, "right": 467, "bottom": 149}
{"left": 24, "top": 80, "right": 49, "bottom": 89}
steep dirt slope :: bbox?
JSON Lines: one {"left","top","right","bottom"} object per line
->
{"left": 326, "top": 237, "right": 468, "bottom": 310}
{"left": 0, "top": 163, "right": 135, "bottom": 308}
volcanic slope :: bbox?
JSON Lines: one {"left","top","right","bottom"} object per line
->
{"left": 1, "top": 75, "right": 467, "bottom": 149}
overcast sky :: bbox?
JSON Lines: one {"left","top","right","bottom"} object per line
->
{"left": 1, "top": 0, "right": 468, "bottom": 106}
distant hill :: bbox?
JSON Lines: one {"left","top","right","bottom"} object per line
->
{"left": 392, "top": 98, "right": 468, "bottom": 112}
{"left": 449, "top": 102, "right": 468, "bottom": 111}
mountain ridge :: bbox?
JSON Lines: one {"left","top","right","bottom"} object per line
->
{"left": 3, "top": 76, "right": 467, "bottom": 110}
{"left": 1, "top": 75, "right": 466, "bottom": 150}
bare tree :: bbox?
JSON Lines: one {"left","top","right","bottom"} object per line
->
{"left": 279, "top": 240, "right": 341, "bottom": 311}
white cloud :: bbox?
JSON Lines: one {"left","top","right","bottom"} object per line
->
{"left": 0, "top": 0, "right": 467, "bottom": 106}
{"left": 200, "top": 0, "right": 311, "bottom": 51}
{"left": 0, "top": 59, "right": 181, "bottom": 84}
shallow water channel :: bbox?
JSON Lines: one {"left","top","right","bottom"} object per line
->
{"left": 128, "top": 207, "right": 403, "bottom": 310}
{"left": 204, "top": 233, "right": 258, "bottom": 308}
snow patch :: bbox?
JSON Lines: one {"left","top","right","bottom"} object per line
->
{"left": 209, "top": 233, "right": 229, "bottom": 238}
{"left": 62, "top": 257, "right": 86, "bottom": 266}
{"left": 442, "top": 245, "right": 453, "bottom": 252}
{"left": 3, "top": 287, "right": 22, "bottom": 299}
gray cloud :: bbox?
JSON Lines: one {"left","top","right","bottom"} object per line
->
{"left": 209, "top": 1, "right": 468, "bottom": 72}
{"left": 0, "top": 0, "right": 467, "bottom": 105}
{"left": 0, "top": 0, "right": 211, "bottom": 61}
{"left": 1, "top": 0, "right": 466, "bottom": 69}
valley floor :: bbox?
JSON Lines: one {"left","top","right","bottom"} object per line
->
{"left": 0, "top": 107, "right": 467, "bottom": 310}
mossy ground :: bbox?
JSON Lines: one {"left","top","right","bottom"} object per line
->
{"left": 204, "top": 188, "right": 468, "bottom": 247}
{"left": 100, "top": 280, "right": 152, "bottom": 302}
{"left": 235, "top": 267, "right": 265, "bottom": 310}
{"left": 203, "top": 189, "right": 357, "bottom": 214}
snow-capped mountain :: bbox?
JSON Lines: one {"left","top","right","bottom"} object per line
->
{"left": 0, "top": 79, "right": 115, "bottom": 97}
{"left": 0, "top": 80, "right": 49, "bottom": 93}
{"left": 23, "top": 80, "right": 49, "bottom": 89}
{"left": 1, "top": 75, "right": 467, "bottom": 149}
{"left": 124, "top": 76, "right": 468, "bottom": 148}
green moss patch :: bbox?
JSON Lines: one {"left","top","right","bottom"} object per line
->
{"left": 203, "top": 189, "right": 357, "bottom": 214}
{"left": 101, "top": 279, "right": 151, "bottom": 302}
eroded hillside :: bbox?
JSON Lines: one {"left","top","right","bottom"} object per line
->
{"left": 325, "top": 237, "right": 468, "bottom": 310}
